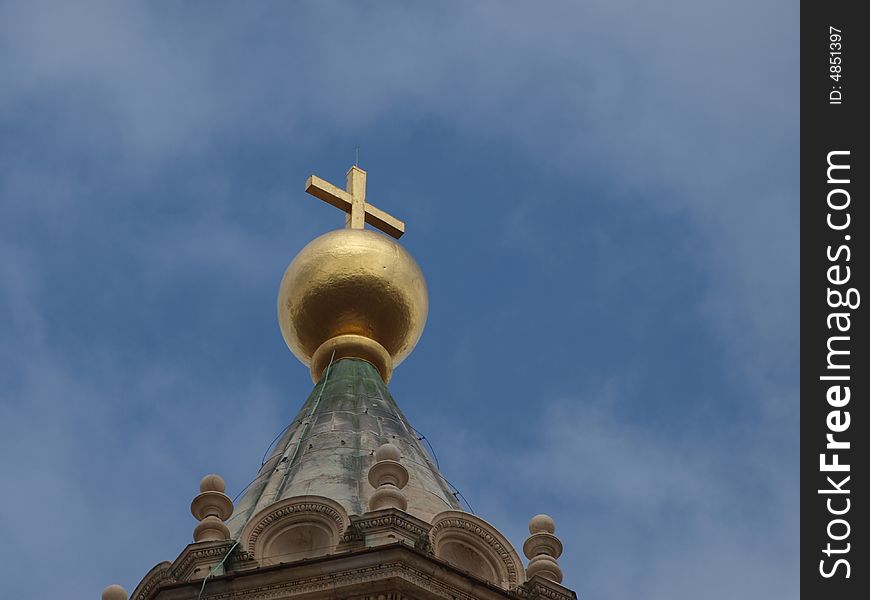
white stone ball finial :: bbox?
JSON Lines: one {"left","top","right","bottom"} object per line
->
{"left": 375, "top": 442, "right": 401, "bottom": 463}
{"left": 523, "top": 514, "right": 564, "bottom": 583}
{"left": 102, "top": 584, "right": 128, "bottom": 600}
{"left": 191, "top": 473, "right": 234, "bottom": 542}
{"left": 368, "top": 443, "right": 410, "bottom": 511}
{"left": 200, "top": 473, "right": 226, "bottom": 493}
{"left": 529, "top": 513, "right": 556, "bottom": 534}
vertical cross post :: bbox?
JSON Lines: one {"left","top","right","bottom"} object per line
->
{"left": 345, "top": 166, "right": 367, "bottom": 230}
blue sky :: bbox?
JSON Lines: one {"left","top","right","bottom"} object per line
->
{"left": 0, "top": 2, "right": 798, "bottom": 598}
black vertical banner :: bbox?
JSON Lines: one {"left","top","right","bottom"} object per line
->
{"left": 802, "top": 3, "right": 868, "bottom": 599}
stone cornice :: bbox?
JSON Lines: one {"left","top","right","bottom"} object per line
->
{"left": 348, "top": 508, "right": 432, "bottom": 539}
{"left": 173, "top": 562, "right": 499, "bottom": 600}
{"left": 134, "top": 527, "right": 577, "bottom": 600}
{"left": 518, "top": 575, "right": 578, "bottom": 600}
{"left": 131, "top": 561, "right": 171, "bottom": 600}
{"left": 171, "top": 540, "right": 236, "bottom": 581}
{"left": 154, "top": 544, "right": 522, "bottom": 600}
{"left": 131, "top": 541, "right": 240, "bottom": 600}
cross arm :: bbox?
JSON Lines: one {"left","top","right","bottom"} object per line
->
{"left": 364, "top": 203, "right": 405, "bottom": 239}
{"left": 304, "top": 174, "right": 406, "bottom": 239}
{"left": 305, "top": 175, "right": 353, "bottom": 212}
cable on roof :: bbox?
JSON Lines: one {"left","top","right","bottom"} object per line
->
{"left": 230, "top": 350, "right": 337, "bottom": 506}
{"left": 451, "top": 487, "right": 476, "bottom": 515}
{"left": 270, "top": 349, "right": 336, "bottom": 502}
{"left": 410, "top": 425, "right": 441, "bottom": 470}
{"left": 196, "top": 540, "right": 239, "bottom": 600}
{"left": 260, "top": 424, "right": 291, "bottom": 466}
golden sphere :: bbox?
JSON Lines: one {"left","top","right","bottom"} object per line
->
{"left": 278, "top": 228, "right": 428, "bottom": 382}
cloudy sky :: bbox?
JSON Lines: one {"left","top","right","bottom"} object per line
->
{"left": 0, "top": 2, "right": 798, "bottom": 598}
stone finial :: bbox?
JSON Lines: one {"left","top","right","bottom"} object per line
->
{"left": 190, "top": 473, "right": 234, "bottom": 542}
{"left": 367, "top": 443, "right": 410, "bottom": 511}
{"left": 523, "top": 514, "right": 564, "bottom": 583}
{"left": 101, "top": 584, "right": 128, "bottom": 600}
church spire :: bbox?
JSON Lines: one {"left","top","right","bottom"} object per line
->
{"left": 229, "top": 165, "right": 455, "bottom": 532}
{"left": 119, "top": 166, "right": 577, "bottom": 600}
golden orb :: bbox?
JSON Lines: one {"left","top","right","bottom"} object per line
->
{"left": 278, "top": 228, "right": 428, "bottom": 383}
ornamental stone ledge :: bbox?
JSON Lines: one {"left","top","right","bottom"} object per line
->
{"left": 171, "top": 539, "right": 238, "bottom": 581}
{"left": 131, "top": 561, "right": 172, "bottom": 600}
{"left": 518, "top": 575, "right": 578, "bottom": 600}
{"left": 148, "top": 544, "right": 521, "bottom": 600}
{"left": 352, "top": 508, "right": 431, "bottom": 537}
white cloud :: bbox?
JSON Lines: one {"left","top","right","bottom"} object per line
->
{"left": 433, "top": 397, "right": 797, "bottom": 598}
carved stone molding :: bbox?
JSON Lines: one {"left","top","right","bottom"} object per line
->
{"left": 139, "top": 542, "right": 555, "bottom": 600}
{"left": 353, "top": 509, "right": 432, "bottom": 538}
{"left": 518, "top": 575, "right": 578, "bottom": 600}
{"left": 171, "top": 540, "right": 237, "bottom": 581}
{"left": 340, "top": 522, "right": 364, "bottom": 544}
{"left": 131, "top": 561, "right": 172, "bottom": 600}
{"left": 343, "top": 508, "right": 434, "bottom": 550}
{"left": 240, "top": 495, "right": 350, "bottom": 563}
{"left": 430, "top": 510, "right": 525, "bottom": 589}
{"left": 177, "top": 561, "right": 483, "bottom": 600}
{"left": 225, "top": 548, "right": 260, "bottom": 572}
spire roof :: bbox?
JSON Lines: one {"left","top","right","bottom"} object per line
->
{"left": 118, "top": 167, "right": 576, "bottom": 600}
{"left": 227, "top": 358, "right": 459, "bottom": 538}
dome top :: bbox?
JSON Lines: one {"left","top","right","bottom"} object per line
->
{"left": 278, "top": 166, "right": 427, "bottom": 383}
{"left": 278, "top": 228, "right": 428, "bottom": 383}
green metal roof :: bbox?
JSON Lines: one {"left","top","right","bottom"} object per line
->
{"left": 227, "top": 358, "right": 459, "bottom": 538}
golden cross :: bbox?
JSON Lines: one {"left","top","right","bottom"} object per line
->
{"left": 304, "top": 166, "right": 405, "bottom": 239}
